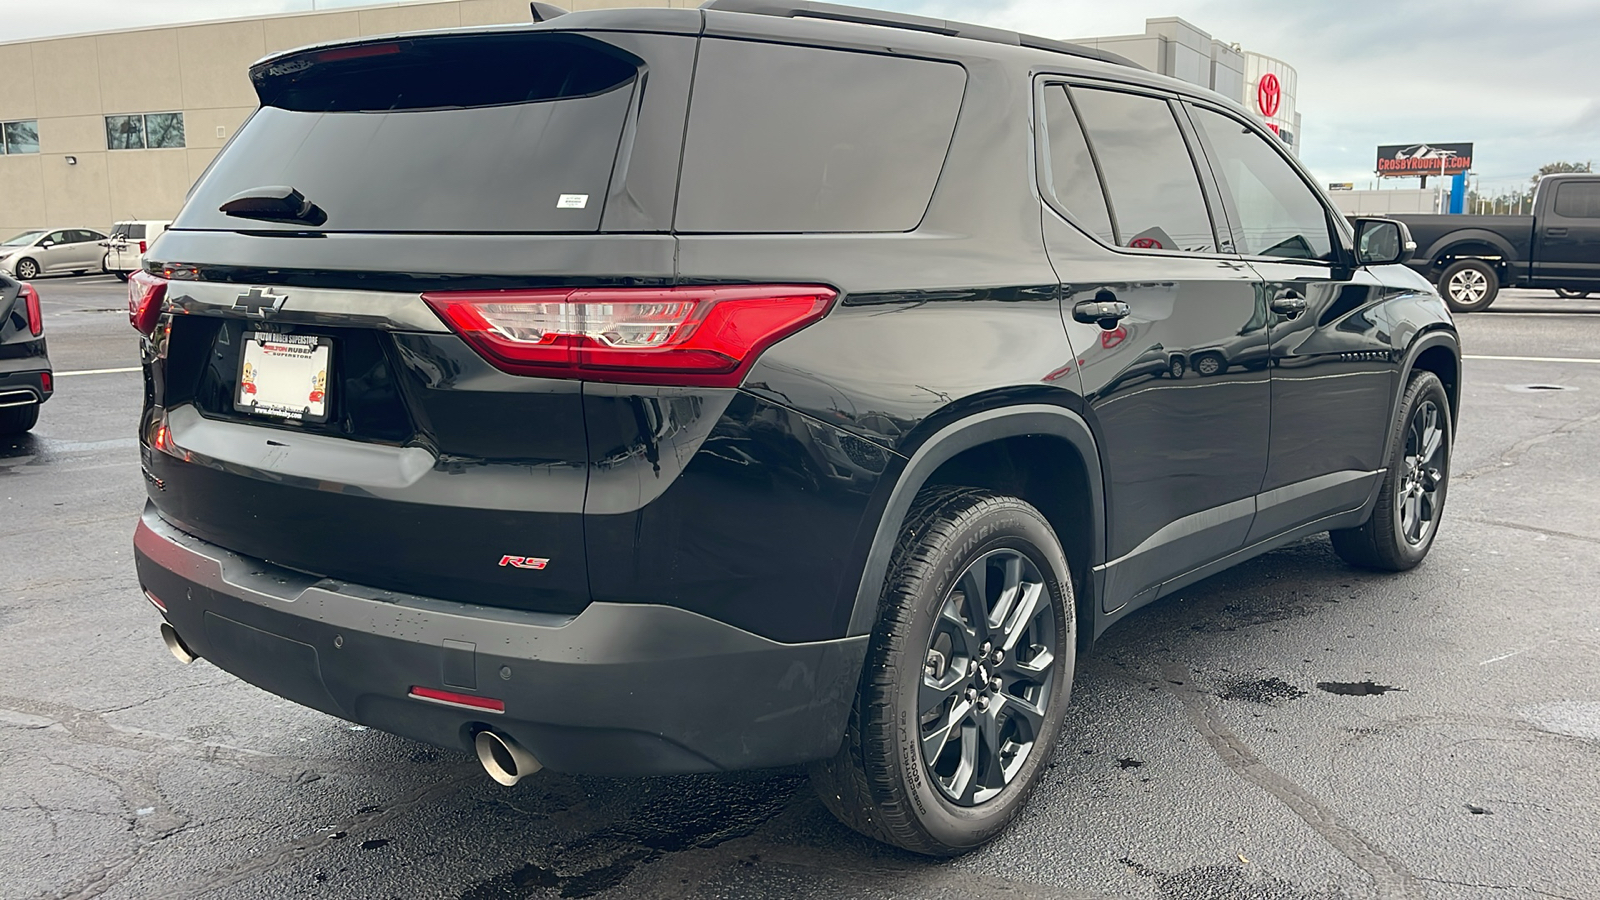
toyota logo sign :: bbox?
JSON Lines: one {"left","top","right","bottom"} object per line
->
{"left": 1257, "top": 73, "right": 1281, "bottom": 118}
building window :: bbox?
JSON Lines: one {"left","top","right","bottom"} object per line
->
{"left": 105, "top": 112, "right": 185, "bottom": 150}
{"left": 1, "top": 120, "right": 39, "bottom": 154}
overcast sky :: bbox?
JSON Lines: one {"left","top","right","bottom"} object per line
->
{"left": 4, "top": 0, "right": 1596, "bottom": 192}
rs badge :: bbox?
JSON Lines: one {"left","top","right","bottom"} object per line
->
{"left": 499, "top": 556, "right": 549, "bottom": 570}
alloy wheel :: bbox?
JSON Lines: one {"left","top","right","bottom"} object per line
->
{"left": 15, "top": 259, "right": 38, "bottom": 280}
{"left": 919, "top": 549, "right": 1058, "bottom": 806}
{"left": 1448, "top": 269, "right": 1487, "bottom": 305}
{"left": 1397, "top": 399, "right": 1446, "bottom": 545}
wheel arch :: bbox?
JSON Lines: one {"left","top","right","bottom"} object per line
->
{"left": 1381, "top": 329, "right": 1461, "bottom": 462}
{"left": 1424, "top": 232, "right": 1517, "bottom": 270}
{"left": 845, "top": 405, "right": 1106, "bottom": 647}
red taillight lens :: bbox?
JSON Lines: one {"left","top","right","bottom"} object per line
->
{"left": 138, "top": 240, "right": 147, "bottom": 254}
{"left": 128, "top": 270, "right": 168, "bottom": 335}
{"left": 409, "top": 686, "right": 505, "bottom": 713}
{"left": 21, "top": 283, "right": 42, "bottom": 337}
{"left": 422, "top": 285, "right": 836, "bottom": 387}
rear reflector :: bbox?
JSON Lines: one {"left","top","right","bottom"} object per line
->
{"left": 143, "top": 589, "right": 167, "bottom": 612}
{"left": 21, "top": 283, "right": 42, "bottom": 336}
{"left": 128, "top": 270, "right": 168, "bottom": 335}
{"left": 40, "top": 372, "right": 52, "bottom": 392}
{"left": 409, "top": 686, "right": 505, "bottom": 714}
{"left": 422, "top": 285, "right": 836, "bottom": 387}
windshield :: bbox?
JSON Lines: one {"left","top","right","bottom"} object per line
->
{"left": 3, "top": 231, "right": 45, "bottom": 247}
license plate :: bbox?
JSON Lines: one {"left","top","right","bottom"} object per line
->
{"left": 235, "top": 332, "right": 333, "bottom": 423}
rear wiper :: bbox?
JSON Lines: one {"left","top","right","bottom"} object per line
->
{"left": 219, "top": 185, "right": 328, "bottom": 227}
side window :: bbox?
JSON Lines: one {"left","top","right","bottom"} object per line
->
{"left": 1553, "top": 182, "right": 1600, "bottom": 218}
{"left": 1069, "top": 87, "right": 1216, "bottom": 253}
{"left": 1189, "top": 106, "right": 1333, "bottom": 261}
{"left": 1040, "top": 85, "right": 1115, "bottom": 245}
{"left": 676, "top": 41, "right": 965, "bottom": 233}
{"left": 43, "top": 230, "right": 68, "bottom": 245}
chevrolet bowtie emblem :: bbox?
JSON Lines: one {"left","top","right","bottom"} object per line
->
{"left": 233, "top": 286, "right": 288, "bottom": 317}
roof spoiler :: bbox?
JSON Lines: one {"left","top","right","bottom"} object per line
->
{"left": 529, "top": 2, "right": 568, "bottom": 22}
{"left": 699, "top": 0, "right": 1144, "bottom": 70}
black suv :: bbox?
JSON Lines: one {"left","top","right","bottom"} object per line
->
{"left": 131, "top": 0, "right": 1460, "bottom": 856}
{"left": 0, "top": 271, "right": 51, "bottom": 435}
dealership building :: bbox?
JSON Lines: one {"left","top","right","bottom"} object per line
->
{"left": 0, "top": 1, "right": 1302, "bottom": 243}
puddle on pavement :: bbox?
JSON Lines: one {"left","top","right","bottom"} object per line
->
{"left": 1316, "top": 681, "right": 1401, "bottom": 696}
{"left": 1504, "top": 383, "right": 1577, "bottom": 393}
{"left": 0, "top": 434, "right": 136, "bottom": 470}
{"left": 1220, "top": 677, "right": 1307, "bottom": 704}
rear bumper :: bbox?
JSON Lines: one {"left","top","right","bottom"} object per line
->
{"left": 133, "top": 504, "right": 867, "bottom": 775}
{"left": 0, "top": 367, "right": 50, "bottom": 406}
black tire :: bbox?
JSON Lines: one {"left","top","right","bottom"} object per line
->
{"left": 0, "top": 403, "right": 40, "bottom": 436}
{"left": 1330, "top": 371, "right": 1451, "bottom": 571}
{"left": 809, "top": 488, "right": 1075, "bottom": 856}
{"left": 114, "top": 272, "right": 129, "bottom": 282}
{"left": 1438, "top": 259, "right": 1499, "bottom": 312}
{"left": 13, "top": 258, "right": 39, "bottom": 280}
{"left": 1168, "top": 356, "right": 1187, "bottom": 379}
{"left": 1555, "top": 289, "right": 1590, "bottom": 300}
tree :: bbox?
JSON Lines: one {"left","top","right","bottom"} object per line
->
{"left": 1532, "top": 161, "right": 1594, "bottom": 183}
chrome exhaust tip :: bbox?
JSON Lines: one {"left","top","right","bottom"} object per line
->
{"left": 474, "top": 730, "right": 542, "bottom": 786}
{"left": 159, "top": 622, "right": 198, "bottom": 664}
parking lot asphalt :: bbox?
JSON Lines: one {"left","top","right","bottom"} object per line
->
{"left": 4, "top": 276, "right": 1599, "bottom": 900}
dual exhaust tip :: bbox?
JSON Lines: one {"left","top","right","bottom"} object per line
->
{"left": 158, "top": 625, "right": 541, "bottom": 786}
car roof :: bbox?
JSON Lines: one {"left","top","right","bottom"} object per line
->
{"left": 249, "top": 1, "right": 1238, "bottom": 111}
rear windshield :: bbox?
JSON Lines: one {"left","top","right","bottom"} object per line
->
{"left": 675, "top": 41, "right": 966, "bottom": 233}
{"left": 175, "top": 34, "right": 641, "bottom": 234}
{"left": 113, "top": 223, "right": 147, "bottom": 239}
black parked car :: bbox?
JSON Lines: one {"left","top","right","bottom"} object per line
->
{"left": 131, "top": 0, "right": 1460, "bottom": 856}
{"left": 1395, "top": 172, "right": 1600, "bottom": 312}
{"left": 0, "top": 271, "right": 51, "bottom": 435}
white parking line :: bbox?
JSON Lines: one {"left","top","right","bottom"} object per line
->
{"left": 1464, "top": 354, "right": 1600, "bottom": 364}
{"left": 54, "top": 366, "right": 141, "bottom": 377}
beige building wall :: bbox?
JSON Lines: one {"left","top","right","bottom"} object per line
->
{"left": 0, "top": 0, "right": 681, "bottom": 242}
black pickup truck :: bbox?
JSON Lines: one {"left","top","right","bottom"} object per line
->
{"left": 1395, "top": 173, "right": 1600, "bottom": 311}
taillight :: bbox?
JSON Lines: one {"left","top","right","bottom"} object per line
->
{"left": 138, "top": 240, "right": 147, "bottom": 254}
{"left": 128, "top": 270, "right": 168, "bottom": 335}
{"left": 422, "top": 285, "right": 837, "bottom": 387}
{"left": 20, "top": 283, "right": 42, "bottom": 337}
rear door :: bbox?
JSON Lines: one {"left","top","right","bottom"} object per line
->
{"left": 1184, "top": 101, "right": 1394, "bottom": 538}
{"left": 1037, "top": 81, "right": 1269, "bottom": 611}
{"left": 143, "top": 28, "right": 695, "bottom": 617}
{"left": 1534, "top": 180, "right": 1600, "bottom": 286}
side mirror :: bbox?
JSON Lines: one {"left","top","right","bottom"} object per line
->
{"left": 1352, "top": 218, "right": 1415, "bottom": 266}
{"left": 39, "top": 240, "right": 54, "bottom": 248}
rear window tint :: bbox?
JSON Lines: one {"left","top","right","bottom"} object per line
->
{"left": 675, "top": 41, "right": 965, "bottom": 233}
{"left": 116, "top": 224, "right": 147, "bottom": 239}
{"left": 175, "top": 34, "right": 641, "bottom": 234}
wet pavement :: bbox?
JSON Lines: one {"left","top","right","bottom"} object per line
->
{"left": 4, "top": 278, "right": 1600, "bottom": 900}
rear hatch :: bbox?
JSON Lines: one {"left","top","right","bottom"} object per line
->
{"left": 140, "top": 24, "right": 697, "bottom": 615}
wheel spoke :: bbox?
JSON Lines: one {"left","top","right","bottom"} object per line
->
{"left": 998, "top": 581, "right": 1045, "bottom": 652}
{"left": 921, "top": 695, "right": 973, "bottom": 765}
{"left": 972, "top": 697, "right": 1008, "bottom": 797}
{"left": 958, "top": 564, "right": 992, "bottom": 642}
{"left": 938, "top": 594, "right": 981, "bottom": 657}
{"left": 1006, "top": 645, "right": 1055, "bottom": 678}
{"left": 947, "top": 721, "right": 979, "bottom": 803}
{"left": 920, "top": 668, "right": 965, "bottom": 717}
{"left": 987, "top": 555, "right": 1024, "bottom": 633}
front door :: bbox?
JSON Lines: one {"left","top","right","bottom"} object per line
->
{"left": 1183, "top": 102, "right": 1394, "bottom": 538}
{"left": 1534, "top": 180, "right": 1600, "bottom": 287}
{"left": 1037, "top": 82, "right": 1270, "bottom": 611}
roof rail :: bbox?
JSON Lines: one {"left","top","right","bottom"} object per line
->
{"left": 699, "top": 0, "right": 1143, "bottom": 70}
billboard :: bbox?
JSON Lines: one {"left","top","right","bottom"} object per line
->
{"left": 1377, "top": 143, "right": 1473, "bottom": 177}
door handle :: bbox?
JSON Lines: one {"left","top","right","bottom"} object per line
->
{"left": 1072, "top": 297, "right": 1131, "bottom": 328}
{"left": 1546, "top": 227, "right": 1569, "bottom": 237}
{"left": 1269, "top": 289, "right": 1307, "bottom": 317}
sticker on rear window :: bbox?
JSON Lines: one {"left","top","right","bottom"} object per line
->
{"left": 557, "top": 194, "right": 589, "bottom": 209}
